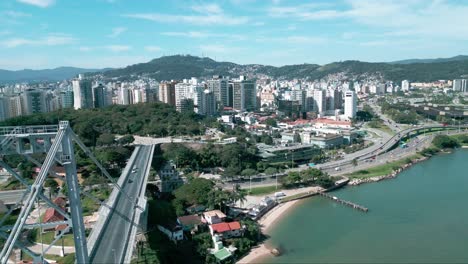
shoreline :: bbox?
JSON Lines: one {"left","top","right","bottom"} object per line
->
{"left": 237, "top": 148, "right": 467, "bottom": 264}
{"left": 237, "top": 199, "right": 301, "bottom": 263}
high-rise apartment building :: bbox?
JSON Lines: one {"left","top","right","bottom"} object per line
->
{"left": 92, "top": 84, "right": 107, "bottom": 108}
{"left": 313, "top": 89, "right": 326, "bottom": 115}
{"left": 402, "top": 80, "right": 410, "bottom": 92}
{"left": 60, "top": 90, "right": 74, "bottom": 109}
{"left": 0, "top": 96, "right": 9, "bottom": 121}
{"left": 453, "top": 79, "right": 467, "bottom": 92}
{"left": 21, "top": 89, "right": 47, "bottom": 115}
{"left": 207, "top": 76, "right": 229, "bottom": 107}
{"left": 199, "top": 90, "right": 217, "bottom": 116}
{"left": 72, "top": 79, "right": 93, "bottom": 109}
{"left": 344, "top": 90, "right": 357, "bottom": 120}
{"left": 232, "top": 76, "right": 256, "bottom": 112}
{"left": 159, "top": 81, "right": 176, "bottom": 106}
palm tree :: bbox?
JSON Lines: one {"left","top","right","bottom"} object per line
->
{"left": 233, "top": 184, "right": 247, "bottom": 207}
{"left": 351, "top": 158, "right": 358, "bottom": 167}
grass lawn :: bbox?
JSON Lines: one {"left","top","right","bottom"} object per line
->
{"left": 30, "top": 230, "right": 75, "bottom": 246}
{"left": 348, "top": 154, "right": 422, "bottom": 179}
{"left": 22, "top": 252, "right": 62, "bottom": 261}
{"left": 247, "top": 185, "right": 279, "bottom": 196}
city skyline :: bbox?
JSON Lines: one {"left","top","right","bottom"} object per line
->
{"left": 1, "top": 0, "right": 468, "bottom": 70}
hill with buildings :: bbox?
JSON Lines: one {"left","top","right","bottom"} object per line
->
{"left": 100, "top": 55, "right": 468, "bottom": 83}
{"left": 0, "top": 67, "right": 105, "bottom": 83}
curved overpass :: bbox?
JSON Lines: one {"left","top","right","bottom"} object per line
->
{"left": 317, "top": 124, "right": 468, "bottom": 170}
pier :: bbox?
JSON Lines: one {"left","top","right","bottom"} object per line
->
{"left": 319, "top": 192, "right": 369, "bottom": 212}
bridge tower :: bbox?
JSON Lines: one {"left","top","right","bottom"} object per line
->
{"left": 0, "top": 121, "right": 129, "bottom": 264}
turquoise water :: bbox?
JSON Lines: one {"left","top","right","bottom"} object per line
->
{"left": 265, "top": 150, "right": 468, "bottom": 263}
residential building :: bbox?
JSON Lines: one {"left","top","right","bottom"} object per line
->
{"left": 157, "top": 222, "right": 183, "bottom": 242}
{"left": 118, "top": 87, "right": 132, "bottom": 105}
{"left": 232, "top": 76, "right": 256, "bottom": 111}
{"left": 207, "top": 76, "right": 229, "bottom": 107}
{"left": 199, "top": 89, "right": 217, "bottom": 116}
{"left": 72, "top": 79, "right": 93, "bottom": 109}
{"left": 21, "top": 89, "right": 47, "bottom": 115}
{"left": 60, "top": 90, "right": 74, "bottom": 109}
{"left": 203, "top": 210, "right": 226, "bottom": 225}
{"left": 0, "top": 96, "right": 9, "bottom": 121}
{"left": 313, "top": 89, "right": 326, "bottom": 115}
{"left": 452, "top": 79, "right": 467, "bottom": 92}
{"left": 344, "top": 90, "right": 357, "bottom": 120}
{"left": 177, "top": 215, "right": 203, "bottom": 233}
{"left": 92, "top": 83, "right": 107, "bottom": 108}
{"left": 209, "top": 221, "right": 243, "bottom": 238}
{"left": 402, "top": 80, "right": 410, "bottom": 92}
{"left": 159, "top": 81, "right": 176, "bottom": 106}
{"left": 156, "top": 161, "right": 183, "bottom": 193}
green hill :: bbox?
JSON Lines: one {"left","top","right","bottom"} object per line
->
{"left": 100, "top": 55, "right": 468, "bottom": 83}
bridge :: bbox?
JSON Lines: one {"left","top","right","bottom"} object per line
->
{"left": 0, "top": 122, "right": 155, "bottom": 264}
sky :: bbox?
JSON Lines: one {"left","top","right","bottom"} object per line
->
{"left": 1, "top": 0, "right": 468, "bottom": 70}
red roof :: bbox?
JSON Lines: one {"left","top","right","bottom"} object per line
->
{"left": 210, "top": 221, "right": 241, "bottom": 233}
{"left": 55, "top": 224, "right": 68, "bottom": 231}
{"left": 53, "top": 197, "right": 67, "bottom": 207}
{"left": 43, "top": 208, "right": 65, "bottom": 223}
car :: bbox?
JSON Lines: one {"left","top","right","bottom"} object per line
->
{"left": 274, "top": 192, "right": 286, "bottom": 198}
{"left": 335, "top": 167, "right": 341, "bottom": 171}
{"left": 128, "top": 178, "right": 133, "bottom": 183}
{"left": 131, "top": 169, "right": 137, "bottom": 173}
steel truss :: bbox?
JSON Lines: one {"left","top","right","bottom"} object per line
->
{"left": 0, "top": 121, "right": 137, "bottom": 264}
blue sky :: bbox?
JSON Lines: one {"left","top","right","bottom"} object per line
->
{"left": 1, "top": 0, "right": 468, "bottom": 70}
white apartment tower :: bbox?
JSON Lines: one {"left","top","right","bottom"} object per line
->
{"left": 344, "top": 90, "right": 357, "bottom": 120}
{"left": 402, "top": 80, "right": 410, "bottom": 92}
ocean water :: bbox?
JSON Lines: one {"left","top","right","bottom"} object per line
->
{"left": 265, "top": 150, "right": 468, "bottom": 263}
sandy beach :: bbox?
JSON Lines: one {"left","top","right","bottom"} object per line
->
{"left": 237, "top": 186, "right": 322, "bottom": 263}
{"left": 237, "top": 199, "right": 300, "bottom": 264}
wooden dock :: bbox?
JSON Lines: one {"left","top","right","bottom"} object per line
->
{"left": 319, "top": 192, "right": 369, "bottom": 212}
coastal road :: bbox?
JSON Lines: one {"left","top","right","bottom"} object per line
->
{"left": 89, "top": 145, "right": 153, "bottom": 264}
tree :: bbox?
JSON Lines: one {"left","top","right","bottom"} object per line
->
{"left": 264, "top": 167, "right": 277, "bottom": 175}
{"left": 233, "top": 184, "right": 247, "bottom": 207}
{"left": 241, "top": 168, "right": 257, "bottom": 177}
{"left": 433, "top": 135, "right": 460, "bottom": 149}
{"left": 173, "top": 178, "right": 214, "bottom": 206}
{"left": 45, "top": 178, "right": 59, "bottom": 199}
{"left": 96, "top": 133, "right": 115, "bottom": 146}
{"left": 351, "top": 158, "right": 358, "bottom": 167}
{"left": 117, "top": 135, "right": 134, "bottom": 145}
{"left": 265, "top": 118, "right": 277, "bottom": 127}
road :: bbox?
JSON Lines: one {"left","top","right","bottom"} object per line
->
{"left": 89, "top": 145, "right": 153, "bottom": 264}
{"left": 0, "top": 189, "right": 27, "bottom": 205}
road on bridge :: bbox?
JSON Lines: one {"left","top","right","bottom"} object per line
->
{"left": 89, "top": 145, "right": 153, "bottom": 264}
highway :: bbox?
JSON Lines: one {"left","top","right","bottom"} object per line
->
{"left": 89, "top": 145, "right": 153, "bottom": 264}
{"left": 0, "top": 189, "right": 27, "bottom": 205}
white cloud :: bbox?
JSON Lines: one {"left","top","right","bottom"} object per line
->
{"left": 16, "top": 0, "right": 54, "bottom": 8}
{"left": 4, "top": 11, "right": 31, "bottom": 18}
{"left": 78, "top": 46, "right": 93, "bottom": 52}
{"left": 1, "top": 34, "right": 75, "bottom": 48}
{"left": 107, "top": 27, "right": 127, "bottom": 38}
{"left": 191, "top": 3, "right": 222, "bottom": 14}
{"left": 269, "top": 0, "right": 468, "bottom": 40}
{"left": 161, "top": 31, "right": 245, "bottom": 40}
{"left": 145, "top": 46, "right": 162, "bottom": 52}
{"left": 123, "top": 12, "right": 248, "bottom": 26}
{"left": 105, "top": 45, "right": 131, "bottom": 52}
{"left": 284, "top": 36, "right": 326, "bottom": 44}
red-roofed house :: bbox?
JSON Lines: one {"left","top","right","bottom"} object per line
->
{"left": 209, "top": 221, "right": 243, "bottom": 238}
{"left": 53, "top": 197, "right": 67, "bottom": 208}
{"left": 42, "top": 208, "right": 65, "bottom": 231}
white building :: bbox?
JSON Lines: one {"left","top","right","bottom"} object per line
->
{"left": 402, "top": 80, "right": 410, "bottom": 92}
{"left": 344, "top": 90, "right": 357, "bottom": 120}
{"left": 313, "top": 89, "right": 326, "bottom": 115}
